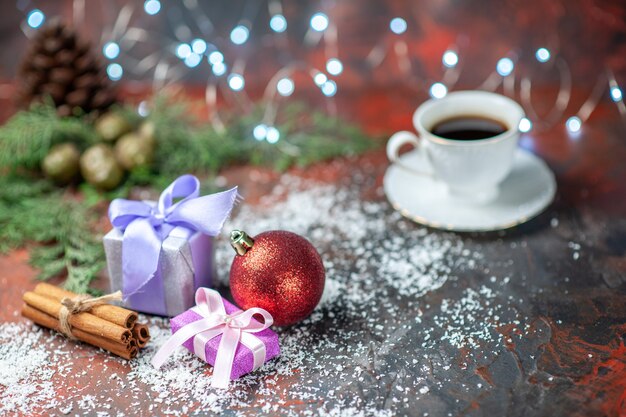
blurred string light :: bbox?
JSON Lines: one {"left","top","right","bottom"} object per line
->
{"left": 27, "top": 9, "right": 45, "bottom": 28}
{"left": 321, "top": 80, "right": 337, "bottom": 97}
{"left": 429, "top": 82, "right": 447, "bottom": 99}
{"left": 566, "top": 116, "right": 582, "bottom": 133}
{"left": 610, "top": 86, "right": 623, "bottom": 102}
{"left": 276, "top": 77, "right": 294, "bottom": 96}
{"left": 326, "top": 58, "right": 343, "bottom": 76}
{"left": 212, "top": 61, "right": 227, "bottom": 76}
{"left": 310, "top": 12, "right": 329, "bottom": 32}
{"left": 208, "top": 51, "right": 224, "bottom": 65}
{"left": 106, "top": 63, "right": 123, "bottom": 81}
{"left": 230, "top": 25, "right": 249, "bottom": 45}
{"left": 144, "top": 0, "right": 161, "bottom": 15}
{"left": 270, "top": 14, "right": 287, "bottom": 33}
{"left": 496, "top": 58, "right": 514, "bottom": 76}
{"left": 176, "top": 43, "right": 191, "bottom": 59}
{"left": 191, "top": 39, "right": 207, "bottom": 55}
{"left": 519, "top": 56, "right": 573, "bottom": 131}
{"left": 535, "top": 47, "right": 550, "bottom": 63}
{"left": 389, "top": 17, "right": 407, "bottom": 35}
{"left": 252, "top": 124, "right": 283, "bottom": 144}
{"left": 228, "top": 73, "right": 245, "bottom": 91}
{"left": 253, "top": 124, "right": 268, "bottom": 140}
{"left": 266, "top": 126, "right": 280, "bottom": 143}
{"left": 518, "top": 117, "right": 532, "bottom": 133}
{"left": 442, "top": 50, "right": 458, "bottom": 68}
{"left": 65, "top": 3, "right": 623, "bottom": 134}
{"left": 314, "top": 72, "right": 327, "bottom": 86}
{"left": 184, "top": 53, "right": 202, "bottom": 68}
{"left": 137, "top": 101, "right": 150, "bottom": 117}
{"left": 103, "top": 42, "right": 120, "bottom": 60}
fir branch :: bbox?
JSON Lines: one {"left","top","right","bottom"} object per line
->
{"left": 0, "top": 175, "right": 105, "bottom": 293}
{"left": 0, "top": 102, "right": 98, "bottom": 171}
{"left": 146, "top": 98, "right": 376, "bottom": 177}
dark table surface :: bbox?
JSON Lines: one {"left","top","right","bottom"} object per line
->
{"left": 2, "top": 1, "right": 626, "bottom": 415}
{"left": 1, "top": 84, "right": 626, "bottom": 417}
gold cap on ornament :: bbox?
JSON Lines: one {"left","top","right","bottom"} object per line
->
{"left": 230, "top": 230, "right": 255, "bottom": 255}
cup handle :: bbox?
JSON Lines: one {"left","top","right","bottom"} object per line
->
{"left": 386, "top": 131, "right": 433, "bottom": 177}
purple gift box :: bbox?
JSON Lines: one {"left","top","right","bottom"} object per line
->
{"left": 170, "top": 296, "right": 280, "bottom": 380}
{"left": 103, "top": 225, "right": 214, "bottom": 317}
{"left": 102, "top": 175, "right": 238, "bottom": 317}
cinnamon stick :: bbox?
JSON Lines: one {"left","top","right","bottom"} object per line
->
{"left": 132, "top": 323, "right": 151, "bottom": 348}
{"left": 21, "top": 305, "right": 136, "bottom": 360}
{"left": 33, "top": 283, "right": 138, "bottom": 329}
{"left": 23, "top": 291, "right": 131, "bottom": 343}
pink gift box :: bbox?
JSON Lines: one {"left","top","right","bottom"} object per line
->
{"left": 170, "top": 296, "right": 280, "bottom": 380}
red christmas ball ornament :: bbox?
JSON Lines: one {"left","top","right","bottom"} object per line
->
{"left": 229, "top": 230, "right": 325, "bottom": 326}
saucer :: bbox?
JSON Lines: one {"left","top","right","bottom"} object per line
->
{"left": 383, "top": 148, "right": 556, "bottom": 232}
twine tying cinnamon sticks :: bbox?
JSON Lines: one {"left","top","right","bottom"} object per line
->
{"left": 21, "top": 283, "right": 150, "bottom": 360}
{"left": 58, "top": 291, "right": 122, "bottom": 339}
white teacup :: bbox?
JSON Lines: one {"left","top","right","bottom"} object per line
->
{"left": 387, "top": 91, "right": 525, "bottom": 203}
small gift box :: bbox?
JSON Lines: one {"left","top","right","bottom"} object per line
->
{"left": 152, "top": 288, "right": 280, "bottom": 388}
{"left": 103, "top": 175, "right": 238, "bottom": 317}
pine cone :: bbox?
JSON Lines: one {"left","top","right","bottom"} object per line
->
{"left": 17, "top": 19, "right": 116, "bottom": 116}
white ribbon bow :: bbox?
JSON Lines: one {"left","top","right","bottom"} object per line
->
{"left": 151, "top": 288, "right": 273, "bottom": 388}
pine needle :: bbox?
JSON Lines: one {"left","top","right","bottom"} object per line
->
{"left": 0, "top": 175, "right": 104, "bottom": 293}
{"left": 0, "top": 102, "right": 97, "bottom": 171}
{"left": 146, "top": 98, "right": 376, "bottom": 177}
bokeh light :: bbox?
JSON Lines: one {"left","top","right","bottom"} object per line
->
{"left": 518, "top": 117, "right": 532, "bottom": 133}
{"left": 429, "top": 82, "right": 447, "bottom": 99}
{"left": 321, "top": 80, "right": 337, "bottom": 97}
{"left": 27, "top": 9, "right": 45, "bottom": 29}
{"left": 208, "top": 51, "right": 224, "bottom": 65}
{"left": 184, "top": 53, "right": 202, "bottom": 68}
{"left": 442, "top": 50, "right": 458, "bottom": 68}
{"left": 103, "top": 42, "right": 120, "bottom": 60}
{"left": 191, "top": 39, "right": 207, "bottom": 55}
{"left": 144, "top": 0, "right": 161, "bottom": 15}
{"left": 277, "top": 78, "right": 295, "bottom": 96}
{"left": 314, "top": 73, "right": 327, "bottom": 86}
{"left": 310, "top": 13, "right": 329, "bottom": 32}
{"left": 270, "top": 14, "right": 287, "bottom": 33}
{"left": 176, "top": 43, "right": 191, "bottom": 59}
{"left": 496, "top": 58, "right": 514, "bottom": 76}
{"left": 326, "top": 58, "right": 343, "bottom": 76}
{"left": 230, "top": 25, "right": 249, "bottom": 45}
{"left": 253, "top": 124, "right": 267, "bottom": 141}
{"left": 610, "top": 86, "right": 623, "bottom": 102}
{"left": 137, "top": 101, "right": 150, "bottom": 117}
{"left": 212, "top": 62, "right": 227, "bottom": 76}
{"left": 106, "top": 63, "right": 123, "bottom": 81}
{"left": 566, "top": 116, "right": 582, "bottom": 133}
{"left": 228, "top": 73, "right": 245, "bottom": 91}
{"left": 266, "top": 126, "right": 280, "bottom": 143}
{"left": 535, "top": 48, "right": 550, "bottom": 63}
{"left": 389, "top": 17, "right": 407, "bottom": 34}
